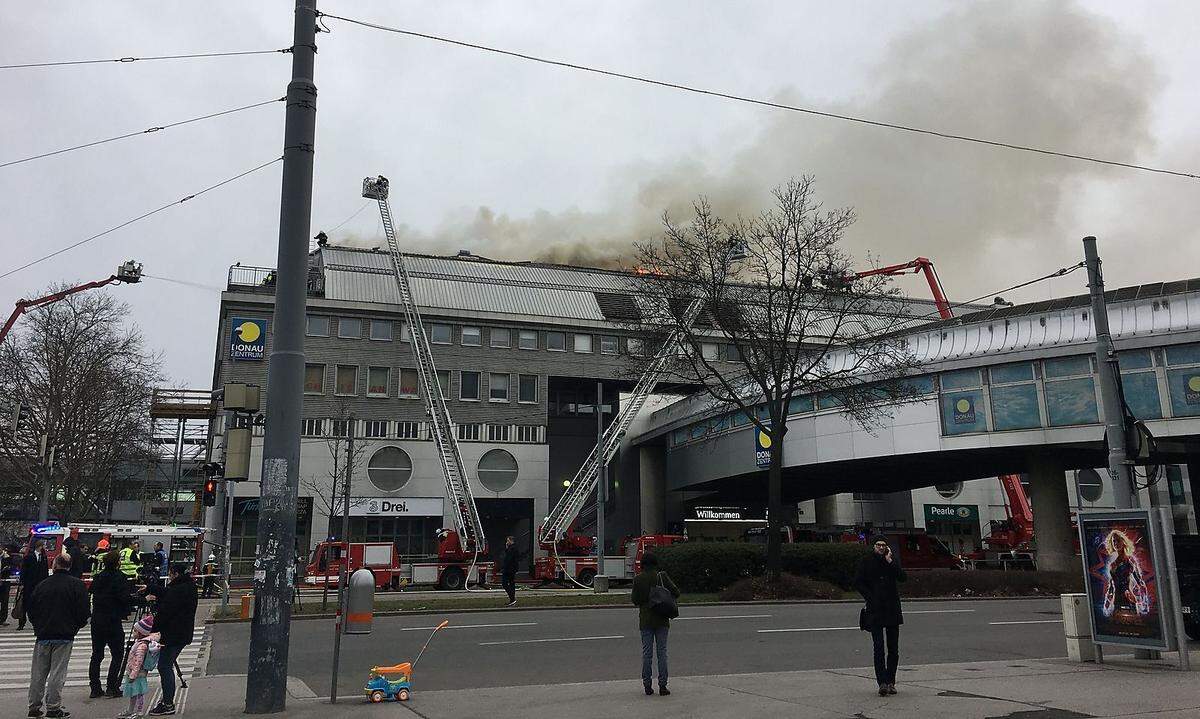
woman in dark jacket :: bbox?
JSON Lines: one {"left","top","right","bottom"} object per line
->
{"left": 88, "top": 550, "right": 135, "bottom": 696}
{"left": 855, "top": 535, "right": 906, "bottom": 696}
{"left": 146, "top": 564, "right": 198, "bottom": 715}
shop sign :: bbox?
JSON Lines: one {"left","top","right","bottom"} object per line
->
{"left": 689, "top": 505, "right": 766, "bottom": 522}
{"left": 349, "top": 497, "right": 443, "bottom": 517}
{"left": 229, "top": 317, "right": 267, "bottom": 360}
{"left": 952, "top": 396, "right": 976, "bottom": 424}
{"left": 754, "top": 425, "right": 772, "bottom": 468}
{"left": 923, "top": 504, "right": 979, "bottom": 525}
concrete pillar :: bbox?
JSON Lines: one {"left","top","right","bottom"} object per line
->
{"left": 1027, "top": 458, "right": 1074, "bottom": 573}
{"left": 639, "top": 446, "right": 666, "bottom": 535}
{"left": 814, "top": 494, "right": 840, "bottom": 526}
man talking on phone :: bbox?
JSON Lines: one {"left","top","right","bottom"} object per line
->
{"left": 855, "top": 535, "right": 906, "bottom": 697}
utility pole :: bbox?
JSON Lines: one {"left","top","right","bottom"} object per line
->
{"left": 594, "top": 381, "right": 608, "bottom": 592}
{"left": 218, "top": 409, "right": 237, "bottom": 614}
{"left": 330, "top": 416, "right": 355, "bottom": 704}
{"left": 1083, "top": 236, "right": 1135, "bottom": 509}
{"left": 37, "top": 433, "right": 52, "bottom": 522}
{"left": 245, "top": 0, "right": 318, "bottom": 712}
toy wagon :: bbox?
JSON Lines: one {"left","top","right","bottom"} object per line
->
{"left": 363, "top": 620, "right": 448, "bottom": 704}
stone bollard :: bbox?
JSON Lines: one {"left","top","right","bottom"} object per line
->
{"left": 1061, "top": 593, "right": 1096, "bottom": 662}
{"left": 345, "top": 568, "right": 375, "bottom": 635}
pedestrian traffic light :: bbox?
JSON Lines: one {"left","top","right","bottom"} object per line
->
{"left": 202, "top": 478, "right": 218, "bottom": 507}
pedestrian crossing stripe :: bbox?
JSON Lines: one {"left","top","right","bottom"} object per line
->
{"left": 0, "top": 629, "right": 207, "bottom": 692}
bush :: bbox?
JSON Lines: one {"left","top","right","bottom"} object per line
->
{"left": 719, "top": 573, "right": 844, "bottom": 602}
{"left": 780, "top": 543, "right": 866, "bottom": 589}
{"left": 654, "top": 541, "right": 866, "bottom": 593}
{"left": 900, "top": 570, "right": 1083, "bottom": 598}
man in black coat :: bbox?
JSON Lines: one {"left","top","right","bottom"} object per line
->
{"left": 18, "top": 540, "right": 49, "bottom": 630}
{"left": 63, "top": 539, "right": 86, "bottom": 580}
{"left": 27, "top": 553, "right": 90, "bottom": 719}
{"left": 145, "top": 564, "right": 198, "bottom": 716}
{"left": 87, "top": 551, "right": 135, "bottom": 698}
{"left": 500, "top": 536, "right": 519, "bottom": 606}
{"left": 854, "top": 535, "right": 907, "bottom": 697}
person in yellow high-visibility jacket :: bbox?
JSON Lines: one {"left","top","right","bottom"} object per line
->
{"left": 118, "top": 541, "right": 140, "bottom": 579}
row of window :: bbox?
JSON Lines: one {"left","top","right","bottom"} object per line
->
{"left": 366, "top": 446, "right": 520, "bottom": 493}
{"left": 303, "top": 363, "right": 540, "bottom": 403}
{"left": 300, "top": 418, "right": 545, "bottom": 444}
{"left": 305, "top": 314, "right": 644, "bottom": 355}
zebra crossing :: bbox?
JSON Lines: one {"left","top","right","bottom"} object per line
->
{"left": 0, "top": 627, "right": 206, "bottom": 692}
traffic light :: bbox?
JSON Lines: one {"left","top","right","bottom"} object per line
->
{"left": 202, "top": 478, "right": 218, "bottom": 507}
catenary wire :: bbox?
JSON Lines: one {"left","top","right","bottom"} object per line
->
{"left": 0, "top": 157, "right": 283, "bottom": 281}
{"left": 317, "top": 12, "right": 1199, "bottom": 181}
{"left": 323, "top": 202, "right": 373, "bottom": 234}
{"left": 1, "top": 97, "right": 285, "bottom": 169}
{"left": 0, "top": 48, "right": 291, "bottom": 70}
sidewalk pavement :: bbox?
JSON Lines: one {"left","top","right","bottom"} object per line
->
{"left": 16, "top": 651, "right": 1195, "bottom": 719}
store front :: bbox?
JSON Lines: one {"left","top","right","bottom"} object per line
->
{"left": 923, "top": 503, "right": 981, "bottom": 554}
{"left": 328, "top": 497, "right": 445, "bottom": 561}
{"left": 682, "top": 504, "right": 767, "bottom": 541}
{"left": 230, "top": 496, "right": 313, "bottom": 576}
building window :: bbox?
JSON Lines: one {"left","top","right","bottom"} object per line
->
{"left": 400, "top": 322, "right": 411, "bottom": 342}
{"left": 600, "top": 336, "right": 618, "bottom": 354}
{"left": 430, "top": 324, "right": 452, "bottom": 344}
{"left": 516, "top": 425, "right": 541, "bottom": 443}
{"left": 934, "top": 482, "right": 962, "bottom": 500}
{"left": 725, "top": 344, "right": 741, "bottom": 362}
{"left": 331, "top": 418, "right": 351, "bottom": 437}
{"left": 461, "top": 326, "right": 482, "bottom": 346}
{"left": 518, "top": 330, "right": 538, "bottom": 350}
{"left": 490, "top": 328, "right": 511, "bottom": 348}
{"left": 306, "top": 314, "right": 329, "bottom": 337}
{"left": 367, "top": 446, "right": 412, "bottom": 491}
{"left": 365, "top": 420, "right": 389, "bottom": 438}
{"left": 1166, "top": 466, "right": 1186, "bottom": 505}
{"left": 627, "top": 337, "right": 645, "bottom": 357}
{"left": 487, "top": 424, "right": 511, "bottom": 442}
{"left": 395, "top": 421, "right": 421, "bottom": 440}
{"left": 338, "top": 317, "right": 362, "bottom": 339}
{"left": 701, "top": 342, "right": 719, "bottom": 361}
{"left": 489, "top": 373, "right": 509, "bottom": 401}
{"left": 335, "top": 365, "right": 358, "bottom": 395}
{"left": 436, "top": 369, "right": 451, "bottom": 399}
{"left": 1077, "top": 471, "right": 1104, "bottom": 503}
{"left": 301, "top": 418, "right": 323, "bottom": 437}
{"left": 369, "top": 319, "right": 393, "bottom": 341}
{"left": 518, "top": 374, "right": 538, "bottom": 404}
{"left": 477, "top": 448, "right": 519, "bottom": 492}
{"left": 546, "top": 332, "right": 566, "bottom": 351}
{"left": 460, "top": 371, "right": 481, "bottom": 401}
{"left": 398, "top": 368, "right": 419, "bottom": 398}
{"left": 304, "top": 363, "right": 325, "bottom": 394}
{"left": 573, "top": 334, "right": 592, "bottom": 353}
{"left": 367, "top": 366, "right": 390, "bottom": 397}
{"left": 457, "top": 423, "right": 482, "bottom": 441}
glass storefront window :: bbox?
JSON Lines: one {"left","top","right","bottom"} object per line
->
{"left": 1044, "top": 377, "right": 1099, "bottom": 426}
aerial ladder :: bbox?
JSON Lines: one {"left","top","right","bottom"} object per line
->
{"left": 362, "top": 176, "right": 486, "bottom": 569}
{"left": 535, "top": 297, "right": 705, "bottom": 581}
{"left": 1, "top": 261, "right": 142, "bottom": 344}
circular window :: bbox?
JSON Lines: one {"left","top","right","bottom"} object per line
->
{"left": 367, "top": 446, "right": 412, "bottom": 492}
{"left": 1076, "top": 468, "right": 1104, "bottom": 503}
{"left": 935, "top": 482, "right": 963, "bottom": 500}
{"left": 477, "top": 449, "right": 519, "bottom": 492}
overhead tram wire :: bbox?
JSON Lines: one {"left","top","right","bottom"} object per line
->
{"left": 1, "top": 97, "right": 285, "bottom": 169}
{"left": 316, "top": 12, "right": 1199, "bottom": 182}
{"left": 0, "top": 47, "right": 292, "bottom": 70}
{"left": 0, "top": 157, "right": 283, "bottom": 281}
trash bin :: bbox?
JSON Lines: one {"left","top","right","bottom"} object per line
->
{"left": 241, "top": 593, "right": 254, "bottom": 620}
{"left": 345, "top": 568, "right": 375, "bottom": 635}
{"left": 1061, "top": 593, "right": 1096, "bottom": 662}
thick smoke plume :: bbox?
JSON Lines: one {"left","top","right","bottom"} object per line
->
{"left": 338, "top": 1, "right": 1178, "bottom": 299}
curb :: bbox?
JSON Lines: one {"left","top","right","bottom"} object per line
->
{"left": 208, "top": 593, "right": 1060, "bottom": 623}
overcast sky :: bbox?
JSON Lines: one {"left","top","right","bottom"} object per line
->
{"left": 3, "top": 1, "right": 1198, "bottom": 388}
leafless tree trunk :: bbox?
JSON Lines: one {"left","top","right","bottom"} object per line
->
{"left": 1, "top": 290, "right": 161, "bottom": 521}
{"left": 625, "top": 177, "right": 922, "bottom": 581}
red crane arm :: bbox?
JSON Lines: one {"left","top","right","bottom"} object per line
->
{"left": 854, "top": 257, "right": 953, "bottom": 320}
{"left": 0, "top": 276, "right": 119, "bottom": 344}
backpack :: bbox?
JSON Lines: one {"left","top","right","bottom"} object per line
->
{"left": 142, "top": 640, "right": 161, "bottom": 672}
{"left": 647, "top": 572, "right": 679, "bottom": 620}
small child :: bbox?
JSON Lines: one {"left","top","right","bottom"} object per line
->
{"left": 119, "top": 615, "right": 161, "bottom": 718}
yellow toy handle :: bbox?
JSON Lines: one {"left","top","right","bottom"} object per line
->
{"left": 413, "top": 620, "right": 450, "bottom": 670}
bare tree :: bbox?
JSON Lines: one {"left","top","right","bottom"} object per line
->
{"left": 0, "top": 290, "right": 162, "bottom": 521}
{"left": 625, "top": 178, "right": 921, "bottom": 580}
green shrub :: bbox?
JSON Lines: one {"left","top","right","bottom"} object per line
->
{"left": 780, "top": 543, "right": 866, "bottom": 589}
{"left": 719, "top": 573, "right": 844, "bottom": 602}
{"left": 900, "top": 569, "right": 1083, "bottom": 598}
{"left": 654, "top": 542, "right": 764, "bottom": 593}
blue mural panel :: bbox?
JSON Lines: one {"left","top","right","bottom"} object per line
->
{"left": 1166, "top": 368, "right": 1200, "bottom": 417}
{"left": 941, "top": 369, "right": 981, "bottom": 390}
{"left": 990, "top": 384, "right": 1042, "bottom": 430}
{"left": 1120, "top": 372, "right": 1162, "bottom": 420}
{"left": 788, "top": 396, "right": 814, "bottom": 415}
{"left": 1164, "top": 343, "right": 1200, "bottom": 367}
{"left": 1044, "top": 355, "right": 1091, "bottom": 378}
{"left": 991, "top": 362, "right": 1034, "bottom": 384}
{"left": 941, "top": 389, "right": 987, "bottom": 435}
{"left": 902, "top": 376, "right": 936, "bottom": 395}
{"left": 1117, "top": 349, "right": 1154, "bottom": 370}
{"left": 1044, "top": 378, "right": 1099, "bottom": 426}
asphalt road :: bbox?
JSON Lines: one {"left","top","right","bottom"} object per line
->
{"left": 208, "top": 597, "right": 1072, "bottom": 695}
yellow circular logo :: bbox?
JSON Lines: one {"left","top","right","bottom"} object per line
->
{"left": 955, "top": 398, "right": 971, "bottom": 413}
{"left": 236, "top": 321, "right": 261, "bottom": 343}
{"left": 1189, "top": 376, "right": 1200, "bottom": 392}
{"left": 758, "top": 431, "right": 772, "bottom": 449}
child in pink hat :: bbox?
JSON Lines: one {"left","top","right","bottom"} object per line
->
{"left": 119, "top": 615, "right": 161, "bottom": 718}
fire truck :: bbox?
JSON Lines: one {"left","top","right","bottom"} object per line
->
{"left": 532, "top": 533, "right": 685, "bottom": 587}
{"left": 304, "top": 530, "right": 492, "bottom": 591}
{"left": 30, "top": 522, "right": 209, "bottom": 578}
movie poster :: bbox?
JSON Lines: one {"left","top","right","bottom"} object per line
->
{"left": 1078, "top": 510, "right": 1168, "bottom": 649}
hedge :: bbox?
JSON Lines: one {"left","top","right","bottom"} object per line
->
{"left": 899, "top": 570, "right": 1083, "bottom": 598}
{"left": 719, "top": 573, "right": 843, "bottom": 602}
{"left": 653, "top": 542, "right": 864, "bottom": 593}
